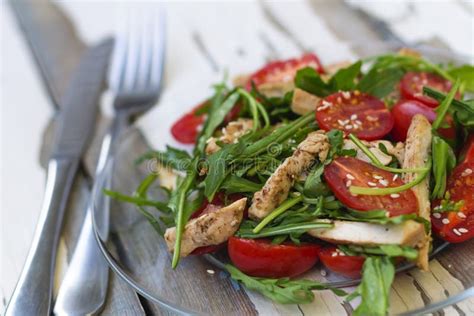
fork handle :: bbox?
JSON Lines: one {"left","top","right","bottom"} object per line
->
{"left": 6, "top": 159, "right": 79, "bottom": 316}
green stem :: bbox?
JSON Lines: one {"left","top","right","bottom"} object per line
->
{"left": 349, "top": 159, "right": 432, "bottom": 196}
{"left": 103, "top": 189, "right": 170, "bottom": 211}
{"left": 240, "top": 221, "right": 333, "bottom": 239}
{"left": 432, "top": 79, "right": 460, "bottom": 130}
{"left": 348, "top": 134, "right": 428, "bottom": 173}
{"left": 136, "top": 173, "right": 158, "bottom": 197}
{"left": 253, "top": 195, "right": 304, "bottom": 233}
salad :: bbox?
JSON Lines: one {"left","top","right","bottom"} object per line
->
{"left": 107, "top": 49, "right": 474, "bottom": 315}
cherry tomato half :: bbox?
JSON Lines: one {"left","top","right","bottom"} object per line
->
{"left": 324, "top": 157, "right": 419, "bottom": 216}
{"left": 228, "top": 237, "right": 320, "bottom": 278}
{"left": 319, "top": 247, "right": 365, "bottom": 278}
{"left": 400, "top": 71, "right": 455, "bottom": 108}
{"left": 391, "top": 99, "right": 456, "bottom": 142}
{"left": 431, "top": 162, "right": 474, "bottom": 243}
{"left": 315, "top": 91, "right": 394, "bottom": 141}
{"left": 246, "top": 53, "right": 324, "bottom": 90}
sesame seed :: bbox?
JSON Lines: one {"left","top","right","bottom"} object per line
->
{"left": 393, "top": 174, "right": 398, "bottom": 181}
{"left": 461, "top": 168, "right": 473, "bottom": 177}
{"left": 355, "top": 120, "right": 363, "bottom": 125}
{"left": 342, "top": 119, "right": 350, "bottom": 125}
{"left": 342, "top": 91, "right": 351, "bottom": 99}
{"left": 322, "top": 100, "right": 332, "bottom": 107}
{"left": 338, "top": 119, "right": 346, "bottom": 126}
{"left": 320, "top": 269, "right": 327, "bottom": 276}
{"left": 458, "top": 212, "right": 467, "bottom": 219}
{"left": 442, "top": 218, "right": 450, "bottom": 225}
{"left": 207, "top": 269, "right": 215, "bottom": 275}
{"left": 346, "top": 180, "right": 352, "bottom": 187}
{"left": 345, "top": 125, "right": 353, "bottom": 130}
{"left": 367, "top": 115, "right": 378, "bottom": 122}
{"left": 379, "top": 179, "right": 389, "bottom": 186}
{"left": 433, "top": 213, "right": 441, "bottom": 219}
{"left": 453, "top": 228, "right": 461, "bottom": 236}
{"left": 368, "top": 181, "right": 377, "bottom": 187}
{"left": 350, "top": 114, "right": 358, "bottom": 120}
{"left": 373, "top": 175, "right": 383, "bottom": 180}
{"left": 458, "top": 228, "right": 469, "bottom": 233}
{"left": 390, "top": 193, "right": 400, "bottom": 198}
{"left": 346, "top": 174, "right": 355, "bottom": 180}
{"left": 331, "top": 252, "right": 338, "bottom": 257}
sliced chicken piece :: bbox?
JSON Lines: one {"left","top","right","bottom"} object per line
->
{"left": 156, "top": 164, "right": 178, "bottom": 190}
{"left": 398, "top": 47, "right": 421, "bottom": 58}
{"left": 257, "top": 81, "right": 295, "bottom": 98}
{"left": 205, "top": 119, "right": 254, "bottom": 155}
{"left": 402, "top": 114, "right": 432, "bottom": 271}
{"left": 308, "top": 220, "right": 425, "bottom": 248}
{"left": 343, "top": 139, "right": 405, "bottom": 166}
{"left": 291, "top": 88, "right": 320, "bottom": 115}
{"left": 164, "top": 198, "right": 247, "bottom": 257}
{"left": 249, "top": 131, "right": 330, "bottom": 220}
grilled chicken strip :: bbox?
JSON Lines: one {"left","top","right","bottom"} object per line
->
{"left": 343, "top": 139, "right": 405, "bottom": 166}
{"left": 164, "top": 198, "right": 247, "bottom": 257}
{"left": 249, "top": 131, "right": 330, "bottom": 220}
{"left": 402, "top": 114, "right": 432, "bottom": 271}
{"left": 308, "top": 220, "right": 425, "bottom": 247}
{"left": 291, "top": 88, "right": 320, "bottom": 115}
{"left": 205, "top": 119, "right": 253, "bottom": 155}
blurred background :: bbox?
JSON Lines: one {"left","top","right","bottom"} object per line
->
{"left": 1, "top": 0, "right": 473, "bottom": 313}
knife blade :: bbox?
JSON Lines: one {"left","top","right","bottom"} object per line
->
{"left": 8, "top": 0, "right": 86, "bottom": 109}
{"left": 5, "top": 38, "right": 113, "bottom": 316}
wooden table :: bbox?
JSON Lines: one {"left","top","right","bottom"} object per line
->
{"left": 1, "top": 1, "right": 473, "bottom": 314}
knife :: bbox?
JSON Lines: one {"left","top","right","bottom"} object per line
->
{"left": 5, "top": 38, "right": 113, "bottom": 316}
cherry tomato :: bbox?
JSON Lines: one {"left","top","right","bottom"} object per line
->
{"left": 391, "top": 99, "right": 456, "bottom": 142}
{"left": 460, "top": 134, "right": 474, "bottom": 164}
{"left": 315, "top": 91, "right": 394, "bottom": 141}
{"left": 228, "top": 237, "right": 320, "bottom": 278}
{"left": 324, "top": 157, "right": 419, "bottom": 216}
{"left": 246, "top": 53, "right": 324, "bottom": 90}
{"left": 171, "top": 101, "right": 241, "bottom": 144}
{"left": 400, "top": 71, "right": 455, "bottom": 108}
{"left": 431, "top": 162, "right": 474, "bottom": 243}
{"left": 319, "top": 247, "right": 365, "bottom": 278}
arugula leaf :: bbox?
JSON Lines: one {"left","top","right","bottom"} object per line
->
{"left": 237, "top": 221, "right": 333, "bottom": 239}
{"left": 449, "top": 65, "right": 474, "bottom": 92}
{"left": 431, "top": 136, "right": 457, "bottom": 198}
{"left": 432, "top": 79, "right": 460, "bottom": 130}
{"left": 330, "top": 61, "right": 362, "bottom": 91}
{"left": 221, "top": 175, "right": 263, "bottom": 194}
{"left": 351, "top": 256, "right": 395, "bottom": 316}
{"left": 104, "top": 189, "right": 171, "bottom": 212}
{"left": 135, "top": 145, "right": 192, "bottom": 170}
{"left": 433, "top": 192, "right": 465, "bottom": 213}
{"left": 339, "top": 244, "right": 418, "bottom": 260}
{"left": 357, "top": 67, "right": 404, "bottom": 99}
{"left": 303, "top": 163, "right": 330, "bottom": 197}
{"left": 226, "top": 264, "right": 346, "bottom": 304}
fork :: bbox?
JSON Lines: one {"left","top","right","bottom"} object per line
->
{"left": 54, "top": 8, "right": 165, "bottom": 315}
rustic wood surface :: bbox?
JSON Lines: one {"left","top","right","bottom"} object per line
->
{"left": 1, "top": 0, "right": 473, "bottom": 315}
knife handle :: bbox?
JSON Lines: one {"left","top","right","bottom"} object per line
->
{"left": 6, "top": 158, "right": 79, "bottom": 316}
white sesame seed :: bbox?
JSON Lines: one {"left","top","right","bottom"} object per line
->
{"left": 342, "top": 91, "right": 351, "bottom": 99}
{"left": 390, "top": 193, "right": 400, "bottom": 198}
{"left": 345, "top": 124, "right": 353, "bottom": 130}
{"left": 458, "top": 212, "right": 467, "bottom": 219}
{"left": 458, "top": 228, "right": 469, "bottom": 233}
{"left": 442, "top": 218, "right": 450, "bottom": 225}
{"left": 346, "top": 180, "right": 352, "bottom": 187}
{"left": 373, "top": 175, "right": 383, "bottom": 180}
{"left": 433, "top": 213, "right": 441, "bottom": 219}
{"left": 453, "top": 228, "right": 462, "bottom": 236}
{"left": 350, "top": 114, "right": 358, "bottom": 120}
{"left": 461, "top": 168, "right": 473, "bottom": 177}
{"left": 320, "top": 269, "right": 327, "bottom": 277}
{"left": 393, "top": 174, "right": 398, "bottom": 181}
{"left": 338, "top": 119, "right": 346, "bottom": 126}
{"left": 346, "top": 173, "right": 355, "bottom": 180}
{"left": 207, "top": 269, "right": 215, "bottom": 275}
{"left": 331, "top": 252, "right": 338, "bottom": 257}
{"left": 322, "top": 100, "right": 332, "bottom": 107}
{"left": 355, "top": 120, "right": 363, "bottom": 125}
{"left": 367, "top": 115, "right": 378, "bottom": 122}
{"left": 379, "top": 179, "right": 389, "bottom": 187}
{"left": 368, "top": 181, "right": 377, "bottom": 187}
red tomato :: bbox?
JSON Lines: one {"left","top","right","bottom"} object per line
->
{"left": 460, "top": 134, "right": 474, "bottom": 164}
{"left": 315, "top": 91, "right": 394, "bottom": 141}
{"left": 391, "top": 99, "right": 456, "bottom": 141}
{"left": 246, "top": 53, "right": 324, "bottom": 90}
{"left": 400, "top": 71, "right": 454, "bottom": 108}
{"left": 431, "top": 162, "right": 474, "bottom": 243}
{"left": 228, "top": 237, "right": 320, "bottom": 278}
{"left": 171, "top": 101, "right": 241, "bottom": 144}
{"left": 319, "top": 247, "right": 365, "bottom": 278}
{"left": 324, "top": 157, "right": 419, "bottom": 216}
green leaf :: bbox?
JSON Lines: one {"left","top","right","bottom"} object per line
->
{"left": 221, "top": 175, "right": 263, "bottom": 194}
{"left": 431, "top": 136, "right": 457, "bottom": 199}
{"left": 357, "top": 67, "right": 404, "bottom": 98}
{"left": 237, "top": 221, "right": 333, "bottom": 239}
{"left": 432, "top": 79, "right": 460, "bottom": 130}
{"left": 294, "top": 67, "right": 333, "bottom": 97}
{"left": 449, "top": 65, "right": 474, "bottom": 92}
{"left": 353, "top": 257, "right": 395, "bottom": 316}
{"left": 135, "top": 145, "right": 192, "bottom": 170}
{"left": 303, "top": 163, "right": 330, "bottom": 197}
{"left": 339, "top": 244, "right": 418, "bottom": 260}
{"left": 329, "top": 60, "right": 362, "bottom": 91}
{"left": 226, "top": 265, "right": 346, "bottom": 305}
